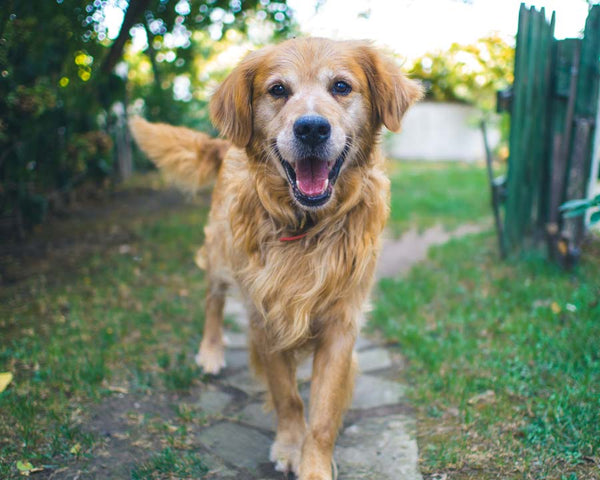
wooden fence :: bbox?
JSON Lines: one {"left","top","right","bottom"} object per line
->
{"left": 495, "top": 4, "right": 600, "bottom": 266}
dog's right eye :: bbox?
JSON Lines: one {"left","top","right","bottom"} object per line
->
{"left": 269, "top": 84, "right": 288, "bottom": 98}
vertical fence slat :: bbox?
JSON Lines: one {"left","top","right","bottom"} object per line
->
{"left": 536, "top": 11, "right": 556, "bottom": 230}
{"left": 505, "top": 4, "right": 531, "bottom": 250}
{"left": 548, "top": 39, "right": 581, "bottom": 228}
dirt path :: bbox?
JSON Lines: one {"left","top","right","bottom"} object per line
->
{"left": 376, "top": 223, "right": 487, "bottom": 279}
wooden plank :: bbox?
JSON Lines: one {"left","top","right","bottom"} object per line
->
{"left": 561, "top": 6, "right": 600, "bottom": 247}
{"left": 548, "top": 40, "right": 581, "bottom": 226}
{"left": 587, "top": 92, "right": 600, "bottom": 227}
{"left": 564, "top": 118, "right": 593, "bottom": 248}
{"left": 505, "top": 6, "right": 555, "bottom": 248}
{"left": 578, "top": 6, "right": 600, "bottom": 207}
{"left": 513, "top": 5, "right": 536, "bottom": 242}
{"left": 505, "top": 4, "right": 533, "bottom": 250}
{"left": 535, "top": 9, "right": 556, "bottom": 232}
{"left": 575, "top": 5, "right": 600, "bottom": 119}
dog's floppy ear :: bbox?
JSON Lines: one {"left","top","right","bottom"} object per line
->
{"left": 357, "top": 43, "right": 424, "bottom": 132}
{"left": 209, "top": 49, "right": 265, "bottom": 148}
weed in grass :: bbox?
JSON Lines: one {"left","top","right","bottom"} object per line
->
{"left": 130, "top": 448, "right": 209, "bottom": 479}
{"left": 161, "top": 352, "right": 202, "bottom": 392}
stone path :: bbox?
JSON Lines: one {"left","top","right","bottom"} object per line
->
{"left": 193, "top": 296, "right": 421, "bottom": 480}
{"left": 194, "top": 224, "right": 482, "bottom": 479}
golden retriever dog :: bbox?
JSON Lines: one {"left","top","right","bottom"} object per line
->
{"left": 130, "top": 37, "right": 422, "bottom": 479}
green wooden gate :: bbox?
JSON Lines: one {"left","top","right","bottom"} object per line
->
{"left": 498, "top": 3, "right": 600, "bottom": 266}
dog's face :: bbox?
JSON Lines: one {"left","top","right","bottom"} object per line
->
{"left": 210, "top": 38, "right": 422, "bottom": 210}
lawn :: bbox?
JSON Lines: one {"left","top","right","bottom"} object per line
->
{"left": 0, "top": 179, "right": 212, "bottom": 478}
{"left": 386, "top": 161, "right": 492, "bottom": 234}
{"left": 373, "top": 163, "right": 600, "bottom": 479}
{"left": 0, "top": 162, "right": 598, "bottom": 479}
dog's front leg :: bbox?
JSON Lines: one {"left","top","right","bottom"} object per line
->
{"left": 299, "top": 323, "right": 357, "bottom": 480}
{"left": 252, "top": 329, "right": 307, "bottom": 476}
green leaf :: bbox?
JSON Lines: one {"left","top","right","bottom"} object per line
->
{"left": 559, "top": 199, "right": 591, "bottom": 211}
{"left": 16, "top": 461, "right": 33, "bottom": 472}
{"left": 590, "top": 210, "right": 600, "bottom": 225}
{"left": 16, "top": 460, "right": 43, "bottom": 476}
{"left": 563, "top": 208, "right": 588, "bottom": 218}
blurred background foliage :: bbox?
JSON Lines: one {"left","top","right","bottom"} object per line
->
{"left": 408, "top": 35, "right": 515, "bottom": 112}
{"left": 0, "top": 0, "right": 295, "bottom": 235}
{"left": 407, "top": 35, "right": 515, "bottom": 160}
{"left": 0, "top": 0, "right": 517, "bottom": 234}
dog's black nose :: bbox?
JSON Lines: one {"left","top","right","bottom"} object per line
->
{"left": 293, "top": 115, "right": 331, "bottom": 147}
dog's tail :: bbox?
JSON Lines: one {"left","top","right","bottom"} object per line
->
{"left": 129, "top": 117, "right": 230, "bottom": 193}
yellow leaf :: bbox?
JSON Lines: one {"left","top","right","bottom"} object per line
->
{"left": 0, "top": 372, "right": 13, "bottom": 393}
{"left": 551, "top": 302, "right": 561, "bottom": 314}
{"left": 70, "top": 443, "right": 81, "bottom": 455}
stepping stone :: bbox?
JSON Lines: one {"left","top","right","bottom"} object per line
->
{"left": 225, "top": 369, "right": 267, "bottom": 395}
{"left": 202, "top": 455, "right": 240, "bottom": 478}
{"left": 297, "top": 357, "right": 313, "bottom": 382}
{"left": 197, "top": 422, "right": 272, "bottom": 474}
{"left": 295, "top": 346, "right": 391, "bottom": 382}
{"left": 225, "top": 348, "right": 248, "bottom": 370}
{"left": 351, "top": 375, "right": 406, "bottom": 410}
{"left": 336, "top": 414, "right": 421, "bottom": 480}
{"left": 237, "top": 402, "right": 275, "bottom": 432}
{"left": 224, "top": 297, "right": 248, "bottom": 326}
{"left": 355, "top": 335, "right": 377, "bottom": 351}
{"left": 357, "top": 347, "right": 393, "bottom": 372}
{"left": 224, "top": 331, "right": 248, "bottom": 349}
{"left": 196, "top": 388, "right": 233, "bottom": 416}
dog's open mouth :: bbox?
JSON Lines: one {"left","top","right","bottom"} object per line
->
{"left": 276, "top": 144, "right": 349, "bottom": 208}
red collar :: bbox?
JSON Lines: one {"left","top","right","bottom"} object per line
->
{"left": 279, "top": 232, "right": 308, "bottom": 242}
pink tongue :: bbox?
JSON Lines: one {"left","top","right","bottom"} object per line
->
{"left": 295, "top": 158, "right": 329, "bottom": 196}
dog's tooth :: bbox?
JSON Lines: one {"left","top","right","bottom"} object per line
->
{"left": 324, "top": 178, "right": 329, "bottom": 189}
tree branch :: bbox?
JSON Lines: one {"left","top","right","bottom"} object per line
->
{"left": 101, "top": 0, "right": 151, "bottom": 74}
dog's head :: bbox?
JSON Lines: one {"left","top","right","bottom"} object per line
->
{"left": 210, "top": 37, "right": 422, "bottom": 210}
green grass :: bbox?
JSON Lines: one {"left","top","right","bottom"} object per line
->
{"left": 0, "top": 189, "right": 210, "bottom": 478}
{"left": 130, "top": 448, "right": 209, "bottom": 479}
{"left": 387, "top": 161, "right": 491, "bottom": 234}
{"left": 377, "top": 160, "right": 599, "bottom": 478}
{"left": 371, "top": 233, "right": 600, "bottom": 479}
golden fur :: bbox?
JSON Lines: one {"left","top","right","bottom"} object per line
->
{"left": 130, "top": 37, "right": 422, "bottom": 480}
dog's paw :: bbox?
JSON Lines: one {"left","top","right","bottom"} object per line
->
{"left": 299, "top": 457, "right": 338, "bottom": 480}
{"left": 195, "top": 344, "right": 225, "bottom": 375}
{"left": 269, "top": 439, "right": 301, "bottom": 476}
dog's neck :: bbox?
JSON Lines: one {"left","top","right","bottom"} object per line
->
{"left": 279, "top": 213, "right": 316, "bottom": 241}
{"left": 245, "top": 142, "right": 381, "bottom": 241}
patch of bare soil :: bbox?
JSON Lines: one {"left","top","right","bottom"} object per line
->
{"left": 0, "top": 186, "right": 207, "bottom": 288}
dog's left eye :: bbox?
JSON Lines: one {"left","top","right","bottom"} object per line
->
{"left": 332, "top": 81, "right": 352, "bottom": 96}
{"left": 269, "top": 84, "right": 288, "bottom": 98}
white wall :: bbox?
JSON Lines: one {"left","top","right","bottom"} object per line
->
{"left": 384, "top": 102, "right": 500, "bottom": 162}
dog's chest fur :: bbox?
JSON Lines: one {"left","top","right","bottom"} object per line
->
{"left": 206, "top": 148, "right": 390, "bottom": 350}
